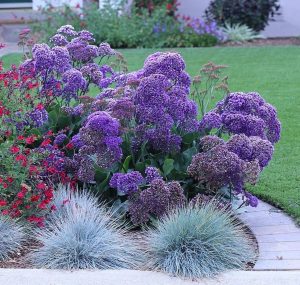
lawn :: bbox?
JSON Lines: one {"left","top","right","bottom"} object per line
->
{"left": 2, "top": 46, "right": 300, "bottom": 221}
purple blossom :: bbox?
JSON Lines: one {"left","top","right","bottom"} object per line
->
{"left": 78, "top": 30, "right": 95, "bottom": 42}
{"left": 57, "top": 25, "right": 78, "bottom": 36}
{"left": 50, "top": 34, "right": 69, "bottom": 46}
{"left": 32, "top": 43, "right": 55, "bottom": 73}
{"left": 28, "top": 106, "right": 48, "bottom": 127}
{"left": 143, "top": 52, "right": 185, "bottom": 80}
{"left": 52, "top": 46, "right": 71, "bottom": 73}
{"left": 250, "top": 136, "right": 274, "bottom": 168}
{"left": 214, "top": 92, "right": 281, "bottom": 144}
{"left": 199, "top": 111, "right": 222, "bottom": 131}
{"left": 54, "top": 134, "right": 68, "bottom": 146}
{"left": 71, "top": 134, "right": 84, "bottom": 149}
{"left": 98, "top": 42, "right": 115, "bottom": 57}
{"left": 62, "top": 68, "right": 86, "bottom": 100}
{"left": 109, "top": 171, "right": 144, "bottom": 194}
{"left": 199, "top": 135, "right": 224, "bottom": 152}
{"left": 128, "top": 179, "right": 186, "bottom": 225}
{"left": 145, "top": 167, "right": 161, "bottom": 183}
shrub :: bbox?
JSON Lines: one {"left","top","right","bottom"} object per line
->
{"left": 134, "top": 0, "right": 179, "bottom": 16}
{"left": 221, "top": 23, "right": 263, "bottom": 43}
{"left": 31, "top": 3, "right": 222, "bottom": 48}
{"left": 205, "top": 0, "right": 280, "bottom": 32}
{"left": 145, "top": 204, "right": 255, "bottom": 278}
{"left": 0, "top": 26, "right": 281, "bottom": 226}
{"left": 30, "top": 197, "right": 142, "bottom": 269}
{"left": 0, "top": 217, "right": 26, "bottom": 261}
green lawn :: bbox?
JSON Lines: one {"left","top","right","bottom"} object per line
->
{"left": 2, "top": 46, "right": 300, "bottom": 221}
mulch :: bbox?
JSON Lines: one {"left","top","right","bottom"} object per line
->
{"left": 220, "top": 37, "right": 300, "bottom": 47}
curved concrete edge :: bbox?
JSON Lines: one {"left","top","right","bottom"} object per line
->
{"left": 239, "top": 199, "right": 300, "bottom": 270}
{"left": 0, "top": 269, "right": 299, "bottom": 285}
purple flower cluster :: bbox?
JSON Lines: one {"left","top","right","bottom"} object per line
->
{"left": 189, "top": 134, "right": 272, "bottom": 207}
{"left": 54, "top": 134, "right": 68, "bottom": 146}
{"left": 185, "top": 18, "right": 225, "bottom": 41}
{"left": 32, "top": 44, "right": 55, "bottom": 73}
{"left": 128, "top": 179, "right": 186, "bottom": 225}
{"left": 145, "top": 167, "right": 161, "bottom": 183}
{"left": 72, "top": 111, "right": 122, "bottom": 182}
{"left": 28, "top": 106, "right": 48, "bottom": 127}
{"left": 200, "top": 92, "right": 281, "bottom": 144}
{"left": 133, "top": 52, "right": 199, "bottom": 153}
{"left": 109, "top": 171, "right": 144, "bottom": 194}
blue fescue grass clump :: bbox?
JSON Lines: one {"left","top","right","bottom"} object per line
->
{"left": 145, "top": 203, "right": 255, "bottom": 278}
{"left": 31, "top": 190, "right": 142, "bottom": 270}
{"left": 47, "top": 184, "right": 103, "bottom": 222}
{"left": 0, "top": 217, "right": 26, "bottom": 261}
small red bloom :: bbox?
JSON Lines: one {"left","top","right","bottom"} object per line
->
{"left": 40, "top": 138, "right": 51, "bottom": 147}
{"left": 10, "top": 145, "right": 20, "bottom": 154}
{"left": 17, "top": 191, "right": 26, "bottom": 199}
{"left": 17, "top": 135, "right": 25, "bottom": 140}
{"left": 2, "top": 183, "right": 8, "bottom": 189}
{"left": 36, "top": 103, "right": 44, "bottom": 110}
{"left": 66, "top": 142, "right": 74, "bottom": 150}
{"left": 6, "top": 177, "right": 14, "bottom": 183}
{"left": 30, "top": 195, "right": 40, "bottom": 202}
{"left": 2, "top": 210, "right": 9, "bottom": 215}
{"left": 0, "top": 200, "right": 7, "bottom": 207}
{"left": 37, "top": 182, "right": 46, "bottom": 190}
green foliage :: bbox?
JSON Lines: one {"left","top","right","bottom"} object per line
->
{"left": 31, "top": 2, "right": 219, "bottom": 48}
{"left": 221, "top": 23, "right": 263, "bottom": 43}
{"left": 205, "top": 0, "right": 280, "bottom": 32}
{"left": 145, "top": 203, "right": 255, "bottom": 277}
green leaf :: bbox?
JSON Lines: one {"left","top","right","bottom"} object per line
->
{"left": 182, "top": 132, "right": 200, "bottom": 145}
{"left": 163, "top": 158, "right": 174, "bottom": 176}
{"left": 135, "top": 162, "right": 145, "bottom": 173}
{"left": 122, "top": 155, "right": 132, "bottom": 173}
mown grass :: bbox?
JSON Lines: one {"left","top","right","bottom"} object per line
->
{"left": 2, "top": 46, "right": 300, "bottom": 221}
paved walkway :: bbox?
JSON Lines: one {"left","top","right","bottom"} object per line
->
{"left": 239, "top": 200, "right": 300, "bottom": 270}
{"left": 0, "top": 269, "right": 299, "bottom": 285}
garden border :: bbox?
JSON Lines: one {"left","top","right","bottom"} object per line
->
{"left": 239, "top": 199, "right": 300, "bottom": 270}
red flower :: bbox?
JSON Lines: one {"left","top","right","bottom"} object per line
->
{"left": 17, "top": 191, "right": 26, "bottom": 199}
{"left": 50, "top": 205, "right": 57, "bottom": 211}
{"left": 2, "top": 209, "right": 9, "bottom": 215}
{"left": 36, "top": 103, "right": 44, "bottom": 110}
{"left": 2, "top": 183, "right": 8, "bottom": 189}
{"left": 0, "top": 200, "right": 7, "bottom": 207}
{"left": 17, "top": 135, "right": 25, "bottom": 140}
{"left": 6, "top": 177, "right": 14, "bottom": 183}
{"left": 66, "top": 142, "right": 74, "bottom": 150}
{"left": 30, "top": 195, "right": 40, "bottom": 202}
{"left": 166, "top": 3, "right": 173, "bottom": 10}
{"left": 37, "top": 183, "right": 46, "bottom": 190}
{"left": 40, "top": 138, "right": 51, "bottom": 147}
{"left": 25, "top": 135, "right": 36, "bottom": 145}
{"left": 10, "top": 145, "right": 20, "bottom": 154}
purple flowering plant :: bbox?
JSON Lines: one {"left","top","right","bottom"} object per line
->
{"left": 1, "top": 26, "right": 281, "bottom": 225}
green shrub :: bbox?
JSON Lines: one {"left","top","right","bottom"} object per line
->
{"left": 205, "top": 0, "right": 280, "bottom": 32}
{"left": 31, "top": 2, "right": 220, "bottom": 48}
{"left": 145, "top": 204, "right": 255, "bottom": 278}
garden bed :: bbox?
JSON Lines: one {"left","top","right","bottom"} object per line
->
{"left": 221, "top": 37, "right": 300, "bottom": 47}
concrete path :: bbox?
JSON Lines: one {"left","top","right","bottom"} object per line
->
{"left": 0, "top": 269, "right": 299, "bottom": 285}
{"left": 239, "top": 200, "right": 300, "bottom": 270}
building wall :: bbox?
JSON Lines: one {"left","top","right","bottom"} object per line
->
{"left": 33, "top": 0, "right": 83, "bottom": 10}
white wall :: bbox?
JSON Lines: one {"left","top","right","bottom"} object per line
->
{"left": 33, "top": 0, "right": 83, "bottom": 10}
{"left": 178, "top": 0, "right": 210, "bottom": 18}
